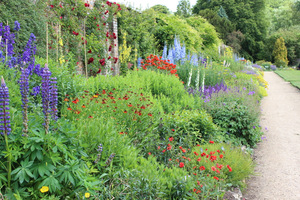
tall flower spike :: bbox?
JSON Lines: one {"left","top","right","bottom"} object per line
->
{"left": 41, "top": 64, "right": 51, "bottom": 134}
{"left": 0, "top": 77, "right": 11, "bottom": 135}
{"left": 19, "top": 66, "right": 30, "bottom": 135}
{"left": 94, "top": 144, "right": 103, "bottom": 164}
{"left": 50, "top": 77, "right": 58, "bottom": 121}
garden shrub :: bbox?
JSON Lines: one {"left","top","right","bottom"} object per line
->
{"left": 203, "top": 90, "right": 263, "bottom": 146}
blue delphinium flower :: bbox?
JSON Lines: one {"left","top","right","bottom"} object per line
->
{"left": 270, "top": 65, "right": 277, "bottom": 71}
{"left": 174, "top": 35, "right": 181, "bottom": 63}
{"left": 167, "top": 47, "right": 174, "bottom": 64}
{"left": 162, "top": 44, "right": 168, "bottom": 60}
{"left": 14, "top": 21, "right": 21, "bottom": 32}
{"left": 137, "top": 57, "right": 142, "bottom": 69}
{"left": 0, "top": 77, "right": 11, "bottom": 135}
{"left": 180, "top": 45, "right": 186, "bottom": 64}
{"left": 190, "top": 54, "right": 198, "bottom": 66}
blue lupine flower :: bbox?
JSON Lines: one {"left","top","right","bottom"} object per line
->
{"left": 41, "top": 64, "right": 52, "bottom": 133}
{"left": 31, "top": 86, "right": 40, "bottom": 96}
{"left": 270, "top": 65, "right": 277, "bottom": 71}
{"left": 22, "top": 33, "right": 36, "bottom": 74}
{"left": 0, "top": 77, "right": 11, "bottom": 135}
{"left": 50, "top": 77, "right": 58, "bottom": 121}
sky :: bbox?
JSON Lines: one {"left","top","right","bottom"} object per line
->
{"left": 116, "top": 0, "right": 197, "bottom": 13}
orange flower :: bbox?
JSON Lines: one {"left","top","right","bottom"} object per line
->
{"left": 82, "top": 104, "right": 86, "bottom": 108}
{"left": 67, "top": 107, "right": 72, "bottom": 111}
{"left": 88, "top": 115, "right": 93, "bottom": 118}
{"left": 64, "top": 98, "right": 69, "bottom": 101}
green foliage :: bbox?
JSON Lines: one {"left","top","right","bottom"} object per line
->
{"left": 264, "top": 25, "right": 300, "bottom": 65}
{"left": 273, "top": 37, "right": 289, "bottom": 67}
{"left": 175, "top": 0, "right": 192, "bottom": 18}
{"left": 150, "top": 4, "right": 171, "bottom": 14}
{"left": 118, "top": 5, "right": 157, "bottom": 59}
{"left": 203, "top": 89, "right": 263, "bottom": 147}
{"left": 193, "top": 0, "right": 268, "bottom": 61}
{"left": 198, "top": 9, "right": 235, "bottom": 42}
{"left": 0, "top": 0, "right": 47, "bottom": 56}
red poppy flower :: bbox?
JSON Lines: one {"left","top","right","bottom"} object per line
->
{"left": 84, "top": 3, "right": 90, "bottom": 7}
{"left": 67, "top": 107, "right": 72, "bottom": 111}
{"left": 140, "top": 105, "right": 145, "bottom": 109}
{"left": 213, "top": 176, "right": 219, "bottom": 181}
{"left": 169, "top": 137, "right": 174, "bottom": 142}
{"left": 211, "top": 166, "right": 216, "bottom": 171}
{"left": 157, "top": 146, "right": 160, "bottom": 150}
{"left": 220, "top": 154, "right": 223, "bottom": 158}
{"left": 182, "top": 149, "right": 186, "bottom": 153}
{"left": 194, "top": 152, "right": 199, "bottom": 156}
{"left": 197, "top": 157, "right": 201, "bottom": 162}
{"left": 50, "top": 5, "right": 54, "bottom": 8}
{"left": 199, "top": 166, "right": 205, "bottom": 170}
{"left": 148, "top": 152, "right": 151, "bottom": 155}
{"left": 97, "top": 68, "right": 102, "bottom": 74}
{"left": 162, "top": 149, "right": 166, "bottom": 153}
{"left": 124, "top": 110, "right": 127, "bottom": 113}
{"left": 148, "top": 113, "right": 152, "bottom": 117}
{"left": 171, "top": 129, "right": 175, "bottom": 132}
{"left": 209, "top": 141, "right": 214, "bottom": 144}
{"left": 128, "top": 103, "right": 132, "bottom": 107}
{"left": 179, "top": 162, "right": 184, "bottom": 168}
{"left": 88, "top": 49, "right": 92, "bottom": 53}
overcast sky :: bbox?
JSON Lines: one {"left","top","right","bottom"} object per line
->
{"left": 116, "top": 0, "right": 198, "bottom": 13}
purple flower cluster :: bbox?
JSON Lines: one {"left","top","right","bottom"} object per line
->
{"left": 94, "top": 144, "right": 103, "bottom": 164}
{"left": 41, "top": 64, "right": 58, "bottom": 132}
{"left": 0, "top": 23, "right": 17, "bottom": 67}
{"left": 252, "top": 64, "right": 262, "bottom": 70}
{"left": 270, "top": 65, "right": 277, "bottom": 71}
{"left": 0, "top": 77, "right": 11, "bottom": 135}
{"left": 22, "top": 33, "right": 37, "bottom": 75}
{"left": 187, "top": 82, "right": 228, "bottom": 99}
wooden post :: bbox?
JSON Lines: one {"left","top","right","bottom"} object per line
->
{"left": 46, "top": 22, "right": 48, "bottom": 64}
{"left": 84, "top": 18, "right": 87, "bottom": 78}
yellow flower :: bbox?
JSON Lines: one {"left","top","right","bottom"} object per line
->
{"left": 85, "top": 192, "right": 91, "bottom": 198}
{"left": 40, "top": 186, "right": 49, "bottom": 193}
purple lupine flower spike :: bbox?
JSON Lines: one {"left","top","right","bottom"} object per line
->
{"left": 19, "top": 66, "right": 30, "bottom": 135}
{"left": 50, "top": 77, "right": 58, "bottom": 121}
{"left": 41, "top": 64, "right": 51, "bottom": 133}
{"left": 0, "top": 77, "right": 11, "bottom": 135}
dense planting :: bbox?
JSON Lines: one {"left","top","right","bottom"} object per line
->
{"left": 0, "top": 1, "right": 273, "bottom": 199}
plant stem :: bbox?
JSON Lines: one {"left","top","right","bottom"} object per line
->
{"left": 84, "top": 18, "right": 87, "bottom": 78}
{"left": 4, "top": 134, "right": 11, "bottom": 188}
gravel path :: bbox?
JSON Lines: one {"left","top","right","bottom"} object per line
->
{"left": 244, "top": 72, "right": 300, "bottom": 200}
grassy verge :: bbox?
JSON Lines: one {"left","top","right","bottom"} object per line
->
{"left": 275, "top": 70, "right": 300, "bottom": 89}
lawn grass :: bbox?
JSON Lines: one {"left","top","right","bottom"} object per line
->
{"left": 275, "top": 70, "right": 300, "bottom": 89}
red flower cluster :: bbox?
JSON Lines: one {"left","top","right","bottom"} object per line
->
{"left": 84, "top": 3, "right": 90, "bottom": 7}
{"left": 72, "top": 31, "right": 79, "bottom": 36}
{"left": 88, "top": 57, "right": 94, "bottom": 64}
{"left": 99, "top": 58, "right": 105, "bottom": 66}
{"left": 141, "top": 54, "right": 179, "bottom": 77}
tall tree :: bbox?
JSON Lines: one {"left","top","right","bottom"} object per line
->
{"left": 150, "top": 4, "right": 171, "bottom": 14}
{"left": 273, "top": 36, "right": 288, "bottom": 67}
{"left": 175, "top": 0, "right": 192, "bottom": 18}
{"left": 193, "top": 0, "right": 268, "bottom": 61}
